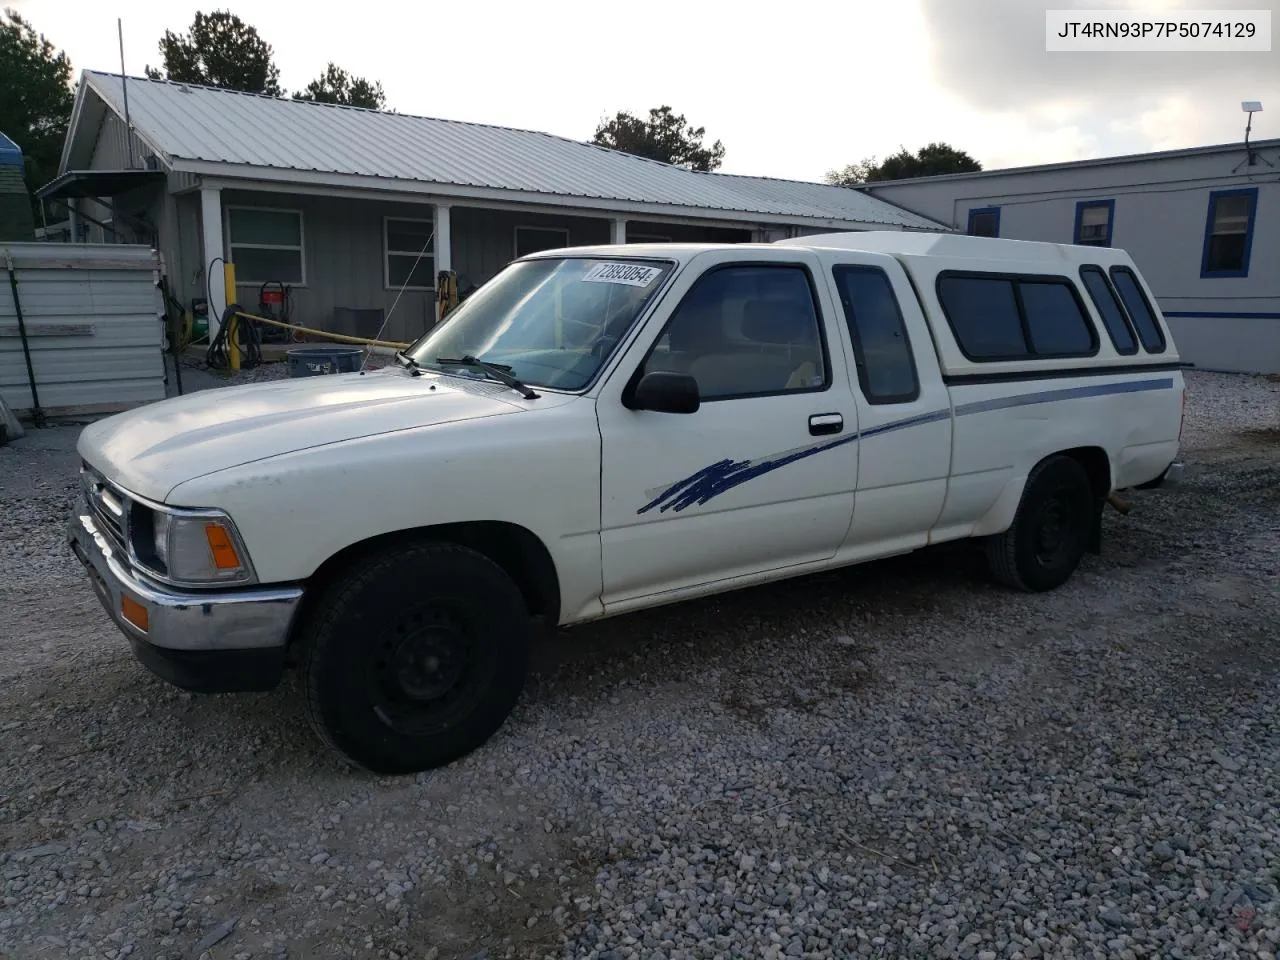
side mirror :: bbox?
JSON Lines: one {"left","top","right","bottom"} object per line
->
{"left": 629, "top": 371, "right": 700, "bottom": 414}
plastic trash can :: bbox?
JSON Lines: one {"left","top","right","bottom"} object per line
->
{"left": 286, "top": 346, "right": 364, "bottom": 377}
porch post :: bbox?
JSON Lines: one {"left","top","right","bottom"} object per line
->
{"left": 200, "top": 186, "right": 225, "bottom": 340}
{"left": 611, "top": 217, "right": 627, "bottom": 244}
{"left": 435, "top": 203, "right": 452, "bottom": 273}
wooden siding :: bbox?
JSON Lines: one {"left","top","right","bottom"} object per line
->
{"left": 624, "top": 220, "right": 752, "bottom": 243}
{"left": 215, "top": 193, "right": 695, "bottom": 343}
{"left": 220, "top": 190, "right": 441, "bottom": 344}
{"left": 89, "top": 112, "right": 158, "bottom": 171}
{"left": 451, "top": 207, "right": 611, "bottom": 292}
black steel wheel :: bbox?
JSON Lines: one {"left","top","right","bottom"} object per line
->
{"left": 301, "top": 540, "right": 532, "bottom": 774}
{"left": 985, "top": 455, "right": 1095, "bottom": 592}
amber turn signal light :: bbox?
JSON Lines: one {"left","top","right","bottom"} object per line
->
{"left": 121, "top": 595, "right": 150, "bottom": 632}
{"left": 204, "top": 523, "right": 243, "bottom": 571}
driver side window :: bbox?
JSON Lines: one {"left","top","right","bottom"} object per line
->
{"left": 642, "top": 264, "right": 828, "bottom": 401}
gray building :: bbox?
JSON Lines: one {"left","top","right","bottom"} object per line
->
{"left": 40, "top": 69, "right": 944, "bottom": 345}
{"left": 858, "top": 138, "right": 1280, "bottom": 374}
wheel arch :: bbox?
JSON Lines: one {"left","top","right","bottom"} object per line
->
{"left": 971, "top": 444, "right": 1113, "bottom": 540}
{"left": 286, "top": 521, "right": 561, "bottom": 658}
{"left": 1058, "top": 445, "right": 1112, "bottom": 501}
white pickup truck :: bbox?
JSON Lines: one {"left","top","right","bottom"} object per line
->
{"left": 68, "top": 231, "right": 1186, "bottom": 774}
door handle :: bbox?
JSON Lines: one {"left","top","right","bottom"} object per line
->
{"left": 809, "top": 413, "right": 843, "bottom": 436}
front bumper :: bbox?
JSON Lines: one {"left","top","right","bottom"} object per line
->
{"left": 67, "top": 495, "right": 304, "bottom": 693}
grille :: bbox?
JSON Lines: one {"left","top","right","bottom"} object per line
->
{"left": 82, "top": 465, "right": 130, "bottom": 555}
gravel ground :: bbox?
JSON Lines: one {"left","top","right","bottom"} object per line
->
{"left": 1, "top": 370, "right": 1278, "bottom": 960}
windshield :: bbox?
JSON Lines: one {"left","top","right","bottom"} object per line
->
{"left": 405, "top": 256, "right": 675, "bottom": 391}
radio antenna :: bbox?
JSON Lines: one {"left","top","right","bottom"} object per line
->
{"left": 118, "top": 18, "right": 135, "bottom": 168}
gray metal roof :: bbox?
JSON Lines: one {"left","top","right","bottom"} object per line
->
{"left": 72, "top": 70, "right": 942, "bottom": 230}
{"left": 860, "top": 136, "right": 1280, "bottom": 187}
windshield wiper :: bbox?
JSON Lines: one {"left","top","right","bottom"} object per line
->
{"left": 394, "top": 351, "right": 423, "bottom": 376}
{"left": 434, "top": 355, "right": 540, "bottom": 399}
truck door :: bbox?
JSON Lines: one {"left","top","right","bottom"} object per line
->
{"left": 594, "top": 251, "right": 860, "bottom": 609}
{"left": 822, "top": 255, "right": 953, "bottom": 558}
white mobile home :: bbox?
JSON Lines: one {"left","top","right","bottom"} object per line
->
{"left": 858, "top": 139, "right": 1280, "bottom": 374}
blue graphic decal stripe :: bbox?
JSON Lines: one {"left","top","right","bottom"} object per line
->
{"left": 637, "top": 432, "right": 861, "bottom": 514}
{"left": 953, "top": 377, "right": 1174, "bottom": 417}
{"left": 635, "top": 376, "right": 1176, "bottom": 514}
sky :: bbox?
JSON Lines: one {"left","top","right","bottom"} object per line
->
{"left": 9, "top": 0, "right": 1279, "bottom": 183}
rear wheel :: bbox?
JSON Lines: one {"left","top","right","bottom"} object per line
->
{"left": 301, "top": 540, "right": 531, "bottom": 774}
{"left": 985, "top": 455, "right": 1095, "bottom": 592}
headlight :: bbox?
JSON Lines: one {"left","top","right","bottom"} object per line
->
{"left": 153, "top": 511, "right": 171, "bottom": 566}
{"left": 160, "top": 514, "right": 252, "bottom": 583}
{"left": 130, "top": 502, "right": 256, "bottom": 586}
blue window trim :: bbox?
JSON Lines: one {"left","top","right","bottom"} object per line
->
{"left": 1073, "top": 199, "right": 1114, "bottom": 246}
{"left": 1200, "top": 187, "right": 1258, "bottom": 279}
{"left": 967, "top": 206, "right": 1000, "bottom": 237}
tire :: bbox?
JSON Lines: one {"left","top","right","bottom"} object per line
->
{"left": 301, "top": 540, "right": 532, "bottom": 775}
{"left": 984, "top": 455, "right": 1095, "bottom": 593}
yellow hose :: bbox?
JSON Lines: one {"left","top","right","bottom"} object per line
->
{"left": 233, "top": 311, "right": 411, "bottom": 350}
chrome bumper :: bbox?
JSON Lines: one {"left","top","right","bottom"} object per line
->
{"left": 67, "top": 494, "right": 303, "bottom": 653}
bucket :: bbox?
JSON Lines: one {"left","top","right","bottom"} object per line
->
{"left": 286, "top": 346, "right": 364, "bottom": 378}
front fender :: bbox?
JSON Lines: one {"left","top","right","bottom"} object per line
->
{"left": 165, "top": 402, "right": 605, "bottom": 624}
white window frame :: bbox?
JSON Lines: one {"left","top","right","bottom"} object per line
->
{"left": 225, "top": 205, "right": 307, "bottom": 287}
{"left": 514, "top": 225, "right": 570, "bottom": 259}
{"left": 384, "top": 215, "right": 437, "bottom": 292}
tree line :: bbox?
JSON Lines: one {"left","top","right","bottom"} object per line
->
{"left": 141, "top": 10, "right": 387, "bottom": 110}
{"left": 2, "top": 4, "right": 982, "bottom": 226}
{"left": 0, "top": 6, "right": 389, "bottom": 221}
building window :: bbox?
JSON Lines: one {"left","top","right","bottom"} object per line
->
{"left": 227, "top": 207, "right": 304, "bottom": 284}
{"left": 966, "top": 207, "right": 1000, "bottom": 237}
{"left": 515, "top": 226, "right": 570, "bottom": 258}
{"left": 1201, "top": 187, "right": 1258, "bottom": 278}
{"left": 935, "top": 271, "right": 1098, "bottom": 362}
{"left": 385, "top": 217, "right": 435, "bottom": 290}
{"left": 831, "top": 264, "right": 919, "bottom": 404}
{"left": 1074, "top": 199, "right": 1114, "bottom": 246}
{"left": 628, "top": 232, "right": 672, "bottom": 243}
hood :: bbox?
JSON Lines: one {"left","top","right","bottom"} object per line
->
{"left": 78, "top": 367, "right": 527, "bottom": 502}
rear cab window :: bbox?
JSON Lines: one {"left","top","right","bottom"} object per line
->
{"left": 935, "top": 271, "right": 1099, "bottom": 362}
{"left": 831, "top": 265, "right": 920, "bottom": 403}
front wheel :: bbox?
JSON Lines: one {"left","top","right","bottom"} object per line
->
{"left": 301, "top": 540, "right": 532, "bottom": 774}
{"left": 984, "top": 455, "right": 1095, "bottom": 592}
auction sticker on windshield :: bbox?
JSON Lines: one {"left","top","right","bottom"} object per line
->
{"left": 582, "top": 262, "right": 663, "bottom": 287}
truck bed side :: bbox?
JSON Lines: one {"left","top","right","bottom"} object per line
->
{"left": 894, "top": 246, "right": 1184, "bottom": 541}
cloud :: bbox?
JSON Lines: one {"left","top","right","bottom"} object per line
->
{"left": 919, "top": 0, "right": 1280, "bottom": 161}
{"left": 921, "top": 0, "right": 1277, "bottom": 107}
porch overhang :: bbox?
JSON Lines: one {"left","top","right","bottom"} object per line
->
{"left": 36, "top": 168, "right": 166, "bottom": 201}
{"left": 174, "top": 161, "right": 940, "bottom": 232}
